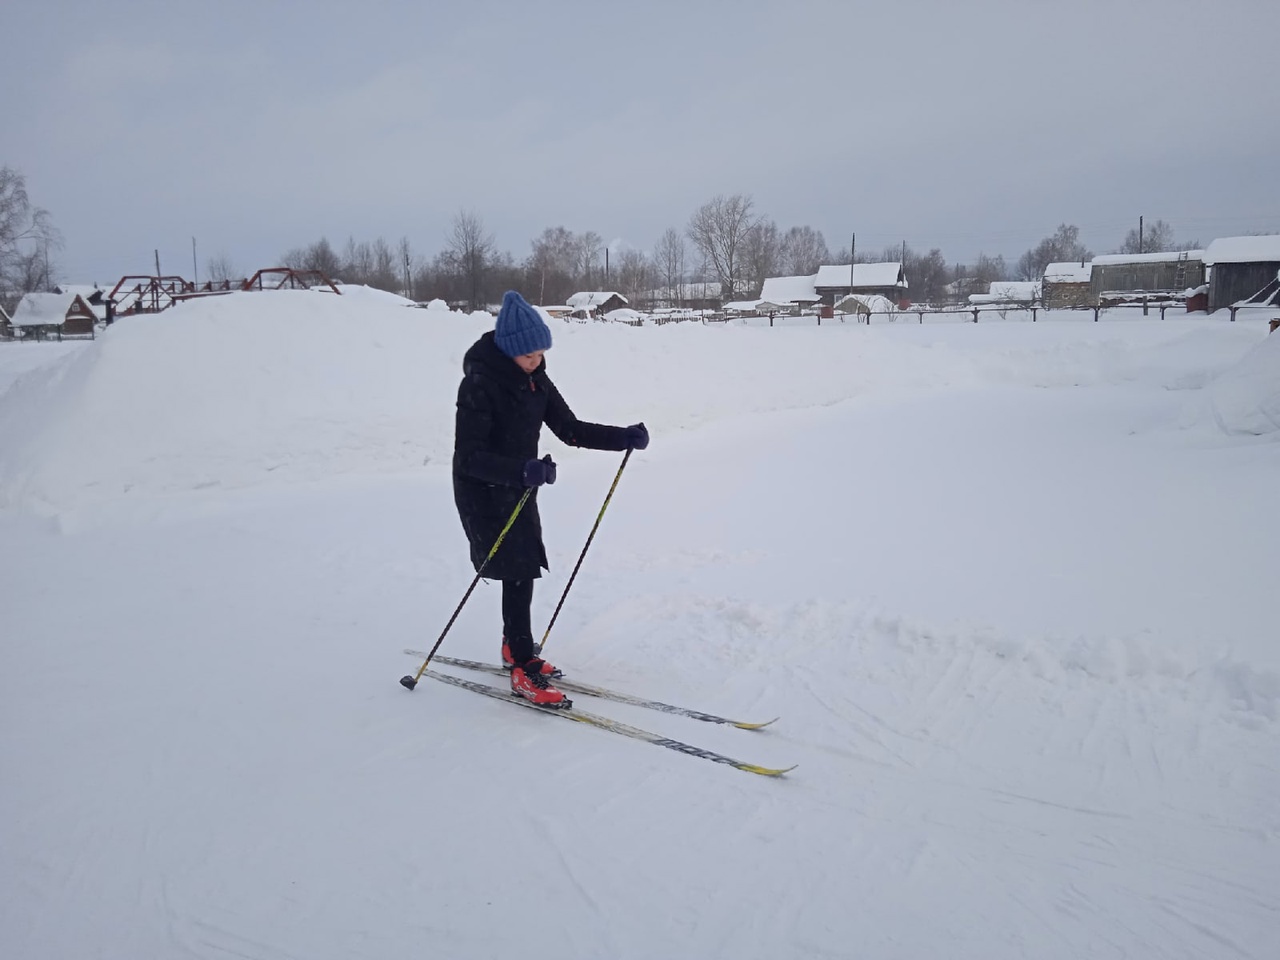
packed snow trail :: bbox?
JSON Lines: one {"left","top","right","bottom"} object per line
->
{"left": 3, "top": 302, "right": 1277, "bottom": 958}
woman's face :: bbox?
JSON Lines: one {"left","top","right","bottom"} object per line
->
{"left": 513, "top": 350, "right": 545, "bottom": 374}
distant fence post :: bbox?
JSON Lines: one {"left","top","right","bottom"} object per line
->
{"left": 1230, "top": 307, "right": 1238, "bottom": 322}
{"left": 1031, "top": 307, "right": 1038, "bottom": 322}
{"left": 971, "top": 308, "right": 979, "bottom": 323}
{"left": 1093, "top": 306, "right": 1101, "bottom": 322}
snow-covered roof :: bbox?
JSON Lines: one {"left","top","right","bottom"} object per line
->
{"left": 759, "top": 275, "right": 820, "bottom": 304}
{"left": 1092, "top": 250, "right": 1204, "bottom": 266}
{"left": 1043, "top": 261, "right": 1093, "bottom": 283}
{"left": 566, "top": 291, "right": 628, "bottom": 309}
{"left": 12, "top": 292, "right": 82, "bottom": 326}
{"left": 814, "top": 262, "right": 904, "bottom": 289}
{"left": 1203, "top": 236, "right": 1280, "bottom": 265}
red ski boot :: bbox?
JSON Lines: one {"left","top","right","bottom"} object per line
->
{"left": 502, "top": 637, "right": 562, "bottom": 677}
{"left": 510, "top": 659, "right": 570, "bottom": 708}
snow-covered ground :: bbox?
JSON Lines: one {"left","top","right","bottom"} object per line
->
{"left": 2, "top": 291, "right": 1277, "bottom": 959}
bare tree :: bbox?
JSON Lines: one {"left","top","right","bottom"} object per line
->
{"left": 972, "top": 253, "right": 1008, "bottom": 287}
{"left": 903, "top": 246, "right": 949, "bottom": 305}
{"left": 527, "top": 226, "right": 579, "bottom": 304}
{"left": 205, "top": 253, "right": 240, "bottom": 284}
{"left": 343, "top": 236, "right": 375, "bottom": 283}
{"left": 1016, "top": 224, "right": 1092, "bottom": 280}
{"left": 614, "top": 247, "right": 652, "bottom": 306}
{"left": 687, "top": 194, "right": 757, "bottom": 300}
{"left": 576, "top": 231, "right": 605, "bottom": 289}
{"left": 1115, "top": 219, "right": 1198, "bottom": 255}
{"left": 281, "top": 237, "right": 342, "bottom": 278}
{"left": 740, "top": 218, "right": 781, "bottom": 297}
{"left": 652, "top": 227, "right": 686, "bottom": 304}
{"left": 446, "top": 210, "right": 495, "bottom": 309}
{"left": 1, "top": 166, "right": 62, "bottom": 309}
{"left": 369, "top": 237, "right": 399, "bottom": 292}
{"left": 779, "top": 225, "right": 830, "bottom": 276}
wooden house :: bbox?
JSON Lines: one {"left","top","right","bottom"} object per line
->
{"left": 1089, "top": 251, "right": 1205, "bottom": 305}
{"left": 566, "top": 291, "right": 628, "bottom": 317}
{"left": 813, "top": 263, "right": 908, "bottom": 307}
{"left": 1042, "top": 261, "right": 1094, "bottom": 308}
{"left": 1203, "top": 236, "right": 1280, "bottom": 313}
{"left": 12, "top": 291, "right": 99, "bottom": 340}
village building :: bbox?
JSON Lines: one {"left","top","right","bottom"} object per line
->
{"left": 747, "top": 263, "right": 909, "bottom": 318}
{"left": 1202, "top": 236, "right": 1280, "bottom": 313}
{"left": 1042, "top": 261, "right": 1094, "bottom": 309}
{"left": 756, "top": 275, "right": 823, "bottom": 316}
{"left": 565, "top": 291, "right": 628, "bottom": 317}
{"left": 812, "top": 263, "right": 908, "bottom": 307}
{"left": 10, "top": 290, "right": 101, "bottom": 340}
{"left": 1089, "top": 251, "right": 1205, "bottom": 306}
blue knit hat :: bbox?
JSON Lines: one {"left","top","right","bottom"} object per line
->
{"left": 494, "top": 290, "right": 553, "bottom": 358}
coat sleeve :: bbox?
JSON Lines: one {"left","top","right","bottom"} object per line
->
{"left": 454, "top": 373, "right": 526, "bottom": 486}
{"left": 542, "top": 377, "right": 631, "bottom": 451}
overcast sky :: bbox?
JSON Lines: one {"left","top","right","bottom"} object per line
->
{"left": 5, "top": 0, "right": 1279, "bottom": 286}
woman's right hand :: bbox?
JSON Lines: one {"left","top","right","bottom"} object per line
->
{"left": 522, "top": 455, "right": 557, "bottom": 487}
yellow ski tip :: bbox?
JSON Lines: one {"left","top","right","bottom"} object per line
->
{"left": 733, "top": 716, "right": 780, "bottom": 730}
{"left": 739, "top": 762, "right": 797, "bottom": 777}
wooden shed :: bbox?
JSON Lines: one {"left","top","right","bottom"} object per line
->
{"left": 1042, "top": 261, "right": 1094, "bottom": 308}
{"left": 1089, "top": 251, "right": 1205, "bottom": 305}
{"left": 1203, "top": 236, "right": 1280, "bottom": 313}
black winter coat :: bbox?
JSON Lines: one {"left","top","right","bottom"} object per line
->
{"left": 452, "top": 331, "right": 632, "bottom": 580}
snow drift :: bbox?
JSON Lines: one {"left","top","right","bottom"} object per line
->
{"left": 1207, "top": 327, "right": 1280, "bottom": 435}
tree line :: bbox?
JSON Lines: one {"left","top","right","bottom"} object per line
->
{"left": 0, "top": 164, "right": 1207, "bottom": 314}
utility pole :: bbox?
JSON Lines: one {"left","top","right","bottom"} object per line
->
{"left": 1139, "top": 216, "right": 1144, "bottom": 254}
{"left": 154, "top": 249, "right": 161, "bottom": 277}
{"left": 192, "top": 237, "right": 198, "bottom": 285}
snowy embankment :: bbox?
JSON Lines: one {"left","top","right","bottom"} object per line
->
{"left": 2, "top": 294, "right": 1278, "bottom": 959}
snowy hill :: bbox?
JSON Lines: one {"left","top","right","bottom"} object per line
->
{"left": 2, "top": 298, "right": 1278, "bottom": 959}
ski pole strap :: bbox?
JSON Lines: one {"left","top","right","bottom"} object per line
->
{"left": 411, "top": 487, "right": 532, "bottom": 683}
{"left": 539, "top": 448, "right": 632, "bottom": 652}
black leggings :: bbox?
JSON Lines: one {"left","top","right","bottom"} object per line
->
{"left": 502, "top": 578, "right": 536, "bottom": 663}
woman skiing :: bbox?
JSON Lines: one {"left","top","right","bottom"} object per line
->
{"left": 452, "top": 290, "right": 648, "bottom": 706}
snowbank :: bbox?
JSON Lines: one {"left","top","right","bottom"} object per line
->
{"left": 0, "top": 296, "right": 1269, "bottom": 511}
{"left": 1207, "top": 328, "right": 1280, "bottom": 435}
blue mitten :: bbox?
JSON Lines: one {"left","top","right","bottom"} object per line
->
{"left": 625, "top": 422, "right": 649, "bottom": 451}
{"left": 522, "top": 454, "right": 558, "bottom": 487}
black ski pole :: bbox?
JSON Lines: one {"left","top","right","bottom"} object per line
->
{"left": 401, "top": 488, "right": 533, "bottom": 690}
{"left": 538, "top": 448, "right": 632, "bottom": 655}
